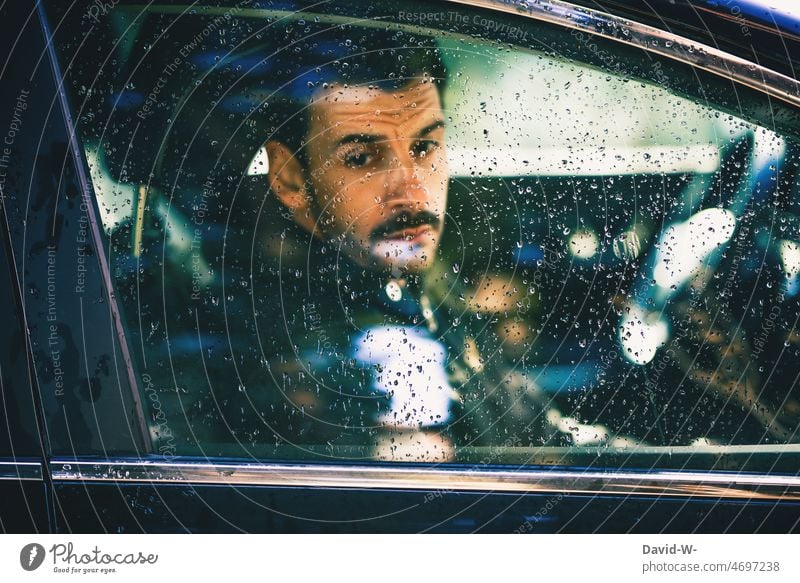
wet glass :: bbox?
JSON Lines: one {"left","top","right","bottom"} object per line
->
{"left": 40, "top": 0, "right": 800, "bottom": 468}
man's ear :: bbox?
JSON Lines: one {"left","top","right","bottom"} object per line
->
{"left": 265, "top": 140, "right": 316, "bottom": 231}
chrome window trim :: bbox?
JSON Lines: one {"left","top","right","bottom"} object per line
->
{"left": 0, "top": 461, "right": 43, "bottom": 481}
{"left": 446, "top": 0, "right": 800, "bottom": 108}
{"left": 51, "top": 459, "right": 800, "bottom": 500}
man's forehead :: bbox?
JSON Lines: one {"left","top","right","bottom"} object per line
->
{"left": 308, "top": 80, "right": 443, "bottom": 131}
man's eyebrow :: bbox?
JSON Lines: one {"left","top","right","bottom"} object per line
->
{"left": 332, "top": 119, "right": 445, "bottom": 149}
{"left": 333, "top": 133, "right": 381, "bottom": 149}
{"left": 416, "top": 119, "right": 445, "bottom": 139}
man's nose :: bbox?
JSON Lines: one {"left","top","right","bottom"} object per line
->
{"left": 385, "top": 146, "right": 426, "bottom": 200}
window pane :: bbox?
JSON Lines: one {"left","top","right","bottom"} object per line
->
{"left": 45, "top": 1, "right": 800, "bottom": 467}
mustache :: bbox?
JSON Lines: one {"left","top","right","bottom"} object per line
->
{"left": 369, "top": 210, "right": 441, "bottom": 240}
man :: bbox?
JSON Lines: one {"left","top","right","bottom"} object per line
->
{"left": 263, "top": 70, "right": 460, "bottom": 460}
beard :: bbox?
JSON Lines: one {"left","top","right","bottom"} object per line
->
{"left": 305, "top": 183, "right": 443, "bottom": 275}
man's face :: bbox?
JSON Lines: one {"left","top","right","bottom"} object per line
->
{"left": 283, "top": 80, "right": 448, "bottom": 274}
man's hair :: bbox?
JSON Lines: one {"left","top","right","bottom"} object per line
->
{"left": 100, "top": 17, "right": 448, "bottom": 191}
{"left": 236, "top": 23, "right": 448, "bottom": 166}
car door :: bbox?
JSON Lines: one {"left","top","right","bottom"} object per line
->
{"left": 0, "top": 210, "right": 48, "bottom": 533}
{"left": 6, "top": 0, "right": 800, "bottom": 532}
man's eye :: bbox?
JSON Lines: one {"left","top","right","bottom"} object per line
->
{"left": 343, "top": 149, "right": 373, "bottom": 168}
{"left": 413, "top": 140, "right": 439, "bottom": 158}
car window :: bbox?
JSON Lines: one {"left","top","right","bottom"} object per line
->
{"left": 40, "top": 0, "right": 800, "bottom": 469}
